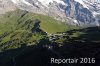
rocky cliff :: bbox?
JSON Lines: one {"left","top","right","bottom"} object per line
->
{"left": 0, "top": 0, "right": 100, "bottom": 26}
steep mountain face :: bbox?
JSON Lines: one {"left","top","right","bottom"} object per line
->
{"left": 65, "top": 0, "right": 100, "bottom": 26}
{"left": 10, "top": 0, "right": 67, "bottom": 22}
{"left": 0, "top": 0, "right": 100, "bottom": 26}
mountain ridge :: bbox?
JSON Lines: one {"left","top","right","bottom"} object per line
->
{"left": 0, "top": 0, "right": 100, "bottom": 26}
{"left": 10, "top": 0, "right": 100, "bottom": 26}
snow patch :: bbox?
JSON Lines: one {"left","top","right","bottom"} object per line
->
{"left": 11, "top": 0, "right": 19, "bottom": 4}
{"left": 38, "top": 0, "right": 53, "bottom": 6}
{"left": 38, "top": 0, "right": 66, "bottom": 7}
{"left": 92, "top": 11, "right": 100, "bottom": 17}
{"left": 11, "top": 0, "right": 32, "bottom": 6}
{"left": 11, "top": 0, "right": 66, "bottom": 7}
{"left": 74, "top": 0, "right": 89, "bottom": 9}
{"left": 21, "top": 0, "right": 32, "bottom": 5}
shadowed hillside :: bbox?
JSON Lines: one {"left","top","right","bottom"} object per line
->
{"left": 0, "top": 27, "right": 100, "bottom": 66}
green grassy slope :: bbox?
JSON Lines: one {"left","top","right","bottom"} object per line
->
{"left": 0, "top": 10, "right": 78, "bottom": 51}
{"left": 0, "top": 10, "right": 74, "bottom": 34}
